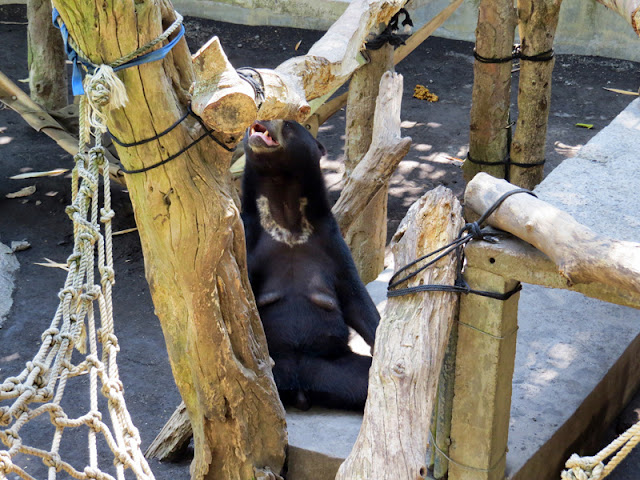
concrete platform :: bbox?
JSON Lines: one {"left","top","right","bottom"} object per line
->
{"left": 285, "top": 99, "right": 640, "bottom": 480}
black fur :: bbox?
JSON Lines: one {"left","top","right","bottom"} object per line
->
{"left": 241, "top": 120, "right": 380, "bottom": 411}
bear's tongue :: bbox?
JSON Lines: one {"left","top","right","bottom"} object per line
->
{"left": 251, "top": 124, "right": 279, "bottom": 147}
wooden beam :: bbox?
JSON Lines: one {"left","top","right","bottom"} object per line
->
{"left": 0, "top": 70, "right": 126, "bottom": 185}
{"left": 464, "top": 234, "right": 640, "bottom": 309}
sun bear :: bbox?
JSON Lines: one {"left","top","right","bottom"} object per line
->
{"left": 241, "top": 119, "right": 380, "bottom": 411}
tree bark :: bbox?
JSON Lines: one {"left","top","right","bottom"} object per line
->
{"left": 51, "top": 2, "right": 286, "bottom": 479}
{"left": 27, "top": 0, "right": 68, "bottom": 111}
{"left": 463, "top": 0, "right": 517, "bottom": 182}
{"left": 343, "top": 44, "right": 394, "bottom": 284}
{"left": 336, "top": 186, "right": 463, "bottom": 480}
{"left": 465, "top": 173, "right": 640, "bottom": 295}
{"left": 595, "top": 0, "right": 640, "bottom": 35}
{"left": 509, "top": 0, "right": 563, "bottom": 189}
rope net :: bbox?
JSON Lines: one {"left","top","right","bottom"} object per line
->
{"left": 0, "top": 69, "right": 154, "bottom": 480}
{"left": 561, "top": 420, "right": 640, "bottom": 480}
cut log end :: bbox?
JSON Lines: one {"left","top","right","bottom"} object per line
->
{"left": 199, "top": 92, "right": 257, "bottom": 137}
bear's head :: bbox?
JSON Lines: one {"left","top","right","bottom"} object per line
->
{"left": 243, "top": 120, "right": 326, "bottom": 176}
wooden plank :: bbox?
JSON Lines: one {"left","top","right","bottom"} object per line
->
{"left": 0, "top": 70, "right": 126, "bottom": 185}
{"left": 449, "top": 267, "right": 520, "bottom": 480}
{"left": 464, "top": 235, "right": 640, "bottom": 310}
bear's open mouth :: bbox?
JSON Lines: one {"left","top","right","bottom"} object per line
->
{"left": 250, "top": 122, "right": 280, "bottom": 147}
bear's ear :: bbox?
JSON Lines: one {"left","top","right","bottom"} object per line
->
{"left": 316, "top": 139, "right": 327, "bottom": 158}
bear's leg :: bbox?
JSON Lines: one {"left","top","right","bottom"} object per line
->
{"left": 271, "top": 354, "right": 313, "bottom": 410}
{"left": 299, "top": 353, "right": 372, "bottom": 411}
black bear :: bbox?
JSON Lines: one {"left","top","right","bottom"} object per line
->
{"left": 241, "top": 119, "right": 380, "bottom": 411}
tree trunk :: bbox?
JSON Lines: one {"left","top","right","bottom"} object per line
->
{"left": 595, "top": 0, "right": 640, "bottom": 34}
{"left": 463, "top": 0, "right": 517, "bottom": 182}
{"left": 465, "top": 173, "right": 640, "bottom": 296}
{"left": 509, "top": 0, "right": 563, "bottom": 189}
{"left": 51, "top": 2, "right": 287, "bottom": 479}
{"left": 344, "top": 44, "right": 394, "bottom": 284}
{"left": 336, "top": 186, "right": 463, "bottom": 480}
{"left": 27, "top": 0, "right": 67, "bottom": 110}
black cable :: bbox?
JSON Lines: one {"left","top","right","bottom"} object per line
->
{"left": 465, "top": 152, "right": 545, "bottom": 182}
{"left": 387, "top": 189, "right": 536, "bottom": 300}
{"left": 473, "top": 44, "right": 554, "bottom": 64}
{"left": 117, "top": 106, "right": 233, "bottom": 175}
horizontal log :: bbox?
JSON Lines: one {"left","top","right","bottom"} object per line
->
{"left": 191, "top": 0, "right": 405, "bottom": 135}
{"left": 465, "top": 173, "right": 640, "bottom": 302}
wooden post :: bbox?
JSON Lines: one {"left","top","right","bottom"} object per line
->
{"left": 27, "top": 0, "right": 67, "bottom": 110}
{"left": 344, "top": 44, "right": 394, "bottom": 284}
{"left": 432, "top": 323, "right": 459, "bottom": 479}
{"left": 52, "top": 2, "right": 288, "bottom": 479}
{"left": 448, "top": 268, "right": 520, "bottom": 480}
{"left": 509, "top": 0, "right": 563, "bottom": 189}
{"left": 462, "top": 0, "right": 517, "bottom": 182}
{"left": 336, "top": 186, "right": 464, "bottom": 480}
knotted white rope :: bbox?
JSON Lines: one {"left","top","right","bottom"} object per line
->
{"left": 561, "top": 420, "right": 640, "bottom": 480}
{"left": 0, "top": 20, "right": 159, "bottom": 480}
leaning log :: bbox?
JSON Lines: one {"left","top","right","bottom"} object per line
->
{"left": 343, "top": 49, "right": 398, "bottom": 284}
{"left": 332, "top": 72, "right": 412, "bottom": 236}
{"left": 595, "top": 0, "right": 640, "bottom": 35}
{"left": 145, "top": 403, "right": 191, "bottom": 461}
{"left": 336, "top": 186, "right": 464, "bottom": 480}
{"left": 465, "top": 173, "right": 640, "bottom": 295}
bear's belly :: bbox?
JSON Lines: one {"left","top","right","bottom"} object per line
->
{"left": 258, "top": 296, "right": 351, "bottom": 357}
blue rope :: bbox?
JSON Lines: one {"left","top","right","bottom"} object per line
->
{"left": 52, "top": 8, "right": 185, "bottom": 95}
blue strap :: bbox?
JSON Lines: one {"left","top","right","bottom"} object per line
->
{"left": 52, "top": 8, "right": 185, "bottom": 96}
{"left": 112, "top": 25, "right": 185, "bottom": 72}
{"left": 52, "top": 8, "right": 92, "bottom": 95}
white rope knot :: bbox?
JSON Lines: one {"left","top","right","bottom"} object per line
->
{"left": 43, "top": 452, "right": 63, "bottom": 471}
{"left": 0, "top": 451, "right": 12, "bottom": 472}
{"left": 560, "top": 454, "right": 604, "bottom": 480}
{"left": 0, "top": 407, "right": 11, "bottom": 427}
{"left": 85, "top": 65, "right": 128, "bottom": 132}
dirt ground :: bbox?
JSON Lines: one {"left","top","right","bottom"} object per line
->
{"left": 1, "top": 4, "right": 639, "bottom": 479}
